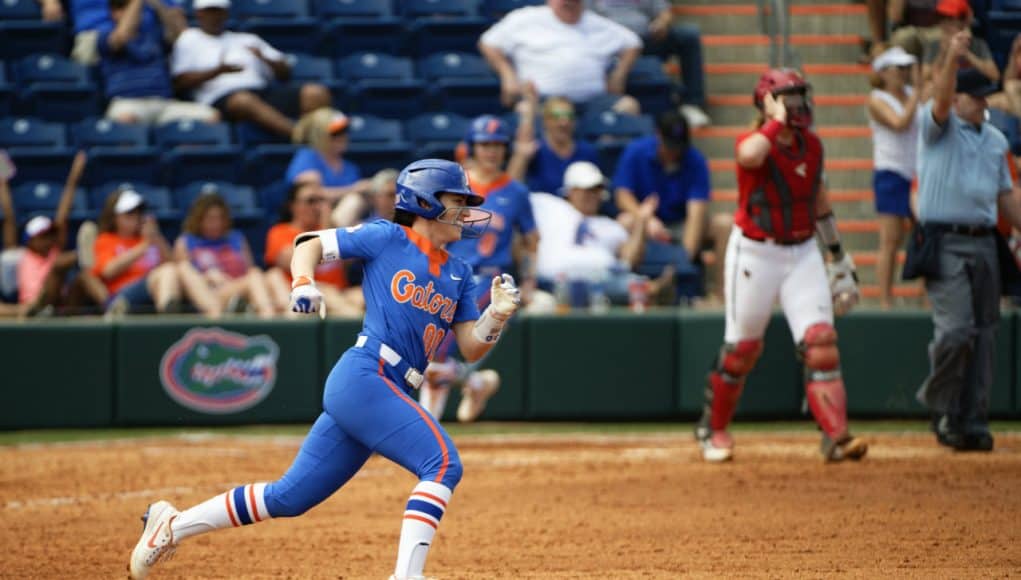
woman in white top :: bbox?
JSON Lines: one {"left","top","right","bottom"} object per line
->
{"left": 867, "top": 46, "right": 921, "bottom": 309}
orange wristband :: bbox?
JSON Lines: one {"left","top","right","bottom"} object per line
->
{"left": 291, "top": 276, "right": 314, "bottom": 289}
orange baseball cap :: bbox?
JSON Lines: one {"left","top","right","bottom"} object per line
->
{"left": 935, "top": 0, "right": 971, "bottom": 19}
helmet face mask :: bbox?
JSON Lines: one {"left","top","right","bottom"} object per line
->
{"left": 775, "top": 87, "right": 814, "bottom": 129}
{"left": 754, "top": 68, "right": 814, "bottom": 129}
{"left": 435, "top": 205, "right": 492, "bottom": 239}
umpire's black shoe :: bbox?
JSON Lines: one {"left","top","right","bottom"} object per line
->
{"left": 960, "top": 432, "right": 994, "bottom": 452}
{"left": 933, "top": 415, "right": 966, "bottom": 450}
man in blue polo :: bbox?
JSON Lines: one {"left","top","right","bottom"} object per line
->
{"left": 915, "top": 30, "right": 1021, "bottom": 451}
{"left": 612, "top": 109, "right": 729, "bottom": 299}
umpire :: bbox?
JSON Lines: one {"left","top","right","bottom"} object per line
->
{"left": 914, "top": 30, "right": 1021, "bottom": 451}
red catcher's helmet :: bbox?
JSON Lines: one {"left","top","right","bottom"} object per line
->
{"left": 753, "top": 68, "right": 813, "bottom": 128}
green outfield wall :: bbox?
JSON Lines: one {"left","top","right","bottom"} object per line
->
{"left": 0, "top": 311, "right": 1016, "bottom": 428}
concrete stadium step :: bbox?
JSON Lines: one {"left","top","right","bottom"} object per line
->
{"left": 704, "top": 63, "right": 873, "bottom": 94}
{"left": 709, "top": 158, "right": 874, "bottom": 189}
{"left": 673, "top": 4, "right": 868, "bottom": 36}
{"left": 692, "top": 124, "right": 872, "bottom": 158}
{"left": 703, "top": 35, "right": 862, "bottom": 64}
{"left": 706, "top": 94, "right": 868, "bottom": 126}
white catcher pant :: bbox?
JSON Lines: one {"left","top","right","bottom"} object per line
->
{"left": 723, "top": 226, "right": 834, "bottom": 344}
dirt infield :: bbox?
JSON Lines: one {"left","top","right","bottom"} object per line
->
{"left": 1, "top": 430, "right": 1020, "bottom": 579}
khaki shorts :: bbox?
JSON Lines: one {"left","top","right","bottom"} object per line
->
{"left": 890, "top": 25, "right": 941, "bottom": 61}
{"left": 106, "top": 97, "right": 220, "bottom": 125}
{"left": 71, "top": 30, "right": 99, "bottom": 66}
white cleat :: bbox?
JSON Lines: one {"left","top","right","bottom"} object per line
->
{"left": 699, "top": 431, "right": 734, "bottom": 463}
{"left": 128, "top": 500, "right": 179, "bottom": 579}
{"left": 457, "top": 369, "right": 500, "bottom": 423}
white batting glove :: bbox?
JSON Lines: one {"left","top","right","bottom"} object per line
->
{"left": 827, "top": 253, "right": 860, "bottom": 316}
{"left": 289, "top": 276, "right": 326, "bottom": 319}
{"left": 490, "top": 273, "right": 521, "bottom": 319}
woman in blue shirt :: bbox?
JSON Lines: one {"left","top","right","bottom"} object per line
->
{"left": 287, "top": 108, "right": 372, "bottom": 206}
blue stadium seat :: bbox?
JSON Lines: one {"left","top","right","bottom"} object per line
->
{"left": 346, "top": 142, "right": 413, "bottom": 175}
{"left": 19, "top": 84, "right": 102, "bottom": 123}
{"left": 0, "top": 117, "right": 66, "bottom": 149}
{"left": 233, "top": 0, "right": 309, "bottom": 19}
{"left": 348, "top": 82, "right": 428, "bottom": 119}
{"left": 347, "top": 114, "right": 404, "bottom": 144}
{"left": 175, "top": 181, "right": 262, "bottom": 226}
{"left": 14, "top": 54, "right": 90, "bottom": 86}
{"left": 0, "top": 23, "right": 68, "bottom": 60}
{"left": 154, "top": 119, "right": 232, "bottom": 148}
{"left": 5, "top": 149, "right": 76, "bottom": 183}
{"left": 320, "top": 19, "right": 405, "bottom": 58}
{"left": 83, "top": 148, "right": 161, "bottom": 186}
{"left": 240, "top": 144, "right": 300, "bottom": 187}
{"left": 0, "top": 0, "right": 42, "bottom": 19}
{"left": 162, "top": 148, "right": 242, "bottom": 187}
{"left": 626, "top": 56, "right": 676, "bottom": 116}
{"left": 418, "top": 52, "right": 494, "bottom": 81}
{"left": 479, "top": 0, "right": 542, "bottom": 20}
{"left": 990, "top": 0, "right": 1021, "bottom": 10}
{"left": 429, "top": 80, "right": 501, "bottom": 117}
{"left": 313, "top": 0, "right": 392, "bottom": 18}
{"left": 401, "top": 0, "right": 477, "bottom": 18}
{"left": 72, "top": 118, "right": 150, "bottom": 149}
{"left": 238, "top": 20, "right": 320, "bottom": 54}
{"left": 288, "top": 53, "right": 334, "bottom": 83}
{"left": 234, "top": 122, "right": 289, "bottom": 147}
{"left": 579, "top": 110, "right": 655, "bottom": 143}
{"left": 0, "top": 66, "right": 12, "bottom": 116}
{"left": 405, "top": 112, "right": 470, "bottom": 146}
{"left": 408, "top": 18, "right": 490, "bottom": 56}
{"left": 989, "top": 107, "right": 1021, "bottom": 155}
{"left": 11, "top": 181, "right": 89, "bottom": 214}
{"left": 986, "top": 12, "right": 1021, "bottom": 70}
{"left": 337, "top": 52, "right": 415, "bottom": 81}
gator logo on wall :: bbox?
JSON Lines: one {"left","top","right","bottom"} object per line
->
{"left": 160, "top": 328, "right": 279, "bottom": 414}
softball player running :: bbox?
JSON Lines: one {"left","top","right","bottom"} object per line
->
{"left": 695, "top": 69, "right": 868, "bottom": 463}
{"left": 419, "top": 115, "right": 539, "bottom": 423}
{"left": 128, "top": 159, "right": 522, "bottom": 579}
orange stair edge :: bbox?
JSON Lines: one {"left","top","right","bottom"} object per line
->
{"left": 709, "top": 158, "right": 873, "bottom": 171}
{"left": 849, "top": 251, "right": 907, "bottom": 266}
{"left": 860, "top": 284, "right": 925, "bottom": 298}
{"left": 673, "top": 4, "right": 866, "bottom": 15}
{"left": 706, "top": 63, "right": 871, "bottom": 75}
{"left": 707, "top": 94, "right": 867, "bottom": 106}
{"left": 694, "top": 125, "right": 871, "bottom": 138}
{"left": 702, "top": 34, "right": 861, "bottom": 46}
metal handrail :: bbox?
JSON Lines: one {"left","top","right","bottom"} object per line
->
{"left": 757, "top": 0, "right": 799, "bottom": 69}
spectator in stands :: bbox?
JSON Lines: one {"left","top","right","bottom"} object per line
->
{"left": 989, "top": 35, "right": 1021, "bottom": 120}
{"left": 175, "top": 193, "right": 278, "bottom": 319}
{"left": 479, "top": 0, "right": 642, "bottom": 115}
{"left": 70, "top": 0, "right": 185, "bottom": 66}
{"left": 35, "top": 0, "right": 65, "bottom": 21}
{"left": 330, "top": 168, "right": 399, "bottom": 228}
{"left": 914, "top": 32, "right": 1021, "bottom": 451}
{"left": 887, "top": 0, "right": 942, "bottom": 61}
{"left": 613, "top": 109, "right": 729, "bottom": 300}
{"left": 287, "top": 108, "right": 372, "bottom": 206}
{"left": 99, "top": 0, "right": 219, "bottom": 125}
{"left": 0, "top": 152, "right": 106, "bottom": 316}
{"left": 170, "top": 0, "right": 332, "bottom": 140}
{"left": 264, "top": 179, "right": 363, "bottom": 317}
{"left": 921, "top": 0, "right": 998, "bottom": 92}
{"left": 93, "top": 187, "right": 183, "bottom": 314}
{"left": 587, "top": 0, "right": 711, "bottom": 127}
{"left": 531, "top": 161, "right": 659, "bottom": 304}
{"left": 508, "top": 85, "right": 601, "bottom": 195}
{"left": 868, "top": 47, "right": 921, "bottom": 309}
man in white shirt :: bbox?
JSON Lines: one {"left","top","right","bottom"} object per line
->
{"left": 170, "top": 0, "right": 331, "bottom": 139}
{"left": 479, "top": 0, "right": 642, "bottom": 115}
{"left": 532, "top": 161, "right": 657, "bottom": 303}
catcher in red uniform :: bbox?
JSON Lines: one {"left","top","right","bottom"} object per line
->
{"left": 695, "top": 69, "right": 869, "bottom": 463}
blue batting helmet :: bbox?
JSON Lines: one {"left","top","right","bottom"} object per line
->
{"left": 395, "top": 159, "right": 483, "bottom": 220}
{"left": 465, "top": 115, "right": 510, "bottom": 155}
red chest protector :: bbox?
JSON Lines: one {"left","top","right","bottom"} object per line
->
{"left": 734, "top": 129, "right": 824, "bottom": 242}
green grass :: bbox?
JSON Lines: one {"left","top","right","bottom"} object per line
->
{"left": 2, "top": 420, "right": 1019, "bottom": 446}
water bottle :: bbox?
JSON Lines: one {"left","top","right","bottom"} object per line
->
{"left": 553, "top": 273, "right": 571, "bottom": 314}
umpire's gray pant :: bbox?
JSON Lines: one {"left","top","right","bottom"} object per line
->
{"left": 916, "top": 233, "right": 1000, "bottom": 432}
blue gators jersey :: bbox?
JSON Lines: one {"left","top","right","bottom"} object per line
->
{"left": 335, "top": 220, "right": 481, "bottom": 372}
{"left": 447, "top": 174, "right": 536, "bottom": 271}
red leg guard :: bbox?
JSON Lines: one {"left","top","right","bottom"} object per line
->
{"left": 708, "top": 371, "right": 744, "bottom": 431}
{"left": 801, "top": 323, "right": 848, "bottom": 439}
{"left": 706, "top": 340, "right": 763, "bottom": 431}
{"left": 806, "top": 379, "right": 849, "bottom": 440}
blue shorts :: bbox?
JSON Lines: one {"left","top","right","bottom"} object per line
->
{"left": 873, "top": 170, "right": 912, "bottom": 217}
{"left": 108, "top": 276, "right": 152, "bottom": 308}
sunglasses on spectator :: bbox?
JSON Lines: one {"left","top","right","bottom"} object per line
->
{"left": 299, "top": 196, "right": 327, "bottom": 205}
{"left": 546, "top": 110, "right": 575, "bottom": 120}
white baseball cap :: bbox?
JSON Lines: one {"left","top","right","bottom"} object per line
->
{"left": 114, "top": 189, "right": 145, "bottom": 214}
{"left": 193, "top": 0, "right": 230, "bottom": 10}
{"left": 24, "top": 215, "right": 54, "bottom": 238}
{"left": 563, "top": 161, "right": 606, "bottom": 190}
{"left": 872, "top": 46, "right": 916, "bottom": 72}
